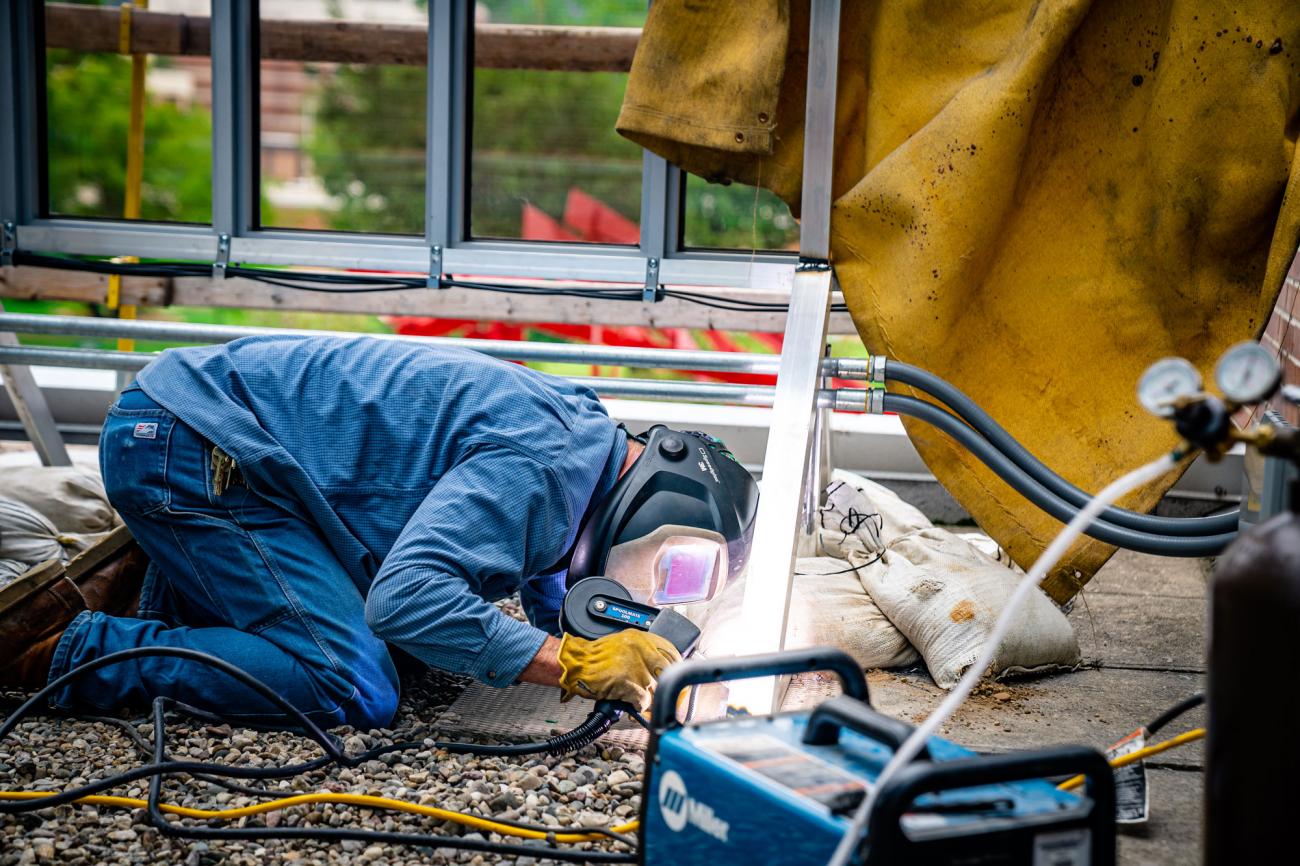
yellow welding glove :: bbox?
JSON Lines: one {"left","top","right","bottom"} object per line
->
{"left": 557, "top": 630, "right": 681, "bottom": 712}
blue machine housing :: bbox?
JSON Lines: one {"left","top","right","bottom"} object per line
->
{"left": 640, "top": 649, "right": 1115, "bottom": 866}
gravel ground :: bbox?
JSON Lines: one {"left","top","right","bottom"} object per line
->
{"left": 0, "top": 601, "right": 644, "bottom": 865}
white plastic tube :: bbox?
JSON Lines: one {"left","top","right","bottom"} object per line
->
{"left": 827, "top": 449, "right": 1184, "bottom": 866}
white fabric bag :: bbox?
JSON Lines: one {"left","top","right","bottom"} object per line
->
{"left": 804, "top": 470, "right": 1077, "bottom": 687}
{"left": 0, "top": 465, "right": 120, "bottom": 535}
{"left": 857, "top": 527, "right": 1080, "bottom": 687}
{"left": 0, "top": 496, "right": 66, "bottom": 566}
{"left": 697, "top": 556, "right": 919, "bottom": 670}
{"left": 0, "top": 557, "right": 32, "bottom": 590}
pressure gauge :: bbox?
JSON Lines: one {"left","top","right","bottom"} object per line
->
{"left": 1138, "top": 357, "right": 1203, "bottom": 418}
{"left": 1214, "top": 341, "right": 1281, "bottom": 405}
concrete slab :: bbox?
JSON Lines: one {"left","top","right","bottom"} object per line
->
{"left": 1082, "top": 549, "right": 1211, "bottom": 600}
{"left": 1116, "top": 768, "right": 1204, "bottom": 866}
{"left": 864, "top": 668, "right": 1206, "bottom": 768}
{"left": 1069, "top": 594, "right": 1206, "bottom": 671}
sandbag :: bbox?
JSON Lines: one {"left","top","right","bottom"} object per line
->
{"left": 858, "top": 527, "right": 1080, "bottom": 688}
{"left": 0, "top": 558, "right": 30, "bottom": 590}
{"left": 816, "top": 469, "right": 929, "bottom": 561}
{"left": 0, "top": 465, "right": 119, "bottom": 534}
{"left": 698, "top": 555, "right": 919, "bottom": 670}
{"left": 0, "top": 496, "right": 65, "bottom": 566}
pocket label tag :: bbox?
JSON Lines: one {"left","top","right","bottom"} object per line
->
{"left": 133, "top": 422, "right": 159, "bottom": 439}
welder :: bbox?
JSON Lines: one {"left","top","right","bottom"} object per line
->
{"left": 0, "top": 335, "right": 758, "bottom": 730}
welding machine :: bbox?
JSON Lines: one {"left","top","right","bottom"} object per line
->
{"left": 639, "top": 648, "right": 1115, "bottom": 865}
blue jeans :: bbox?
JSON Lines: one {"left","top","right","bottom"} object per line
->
{"left": 48, "top": 387, "right": 399, "bottom": 729}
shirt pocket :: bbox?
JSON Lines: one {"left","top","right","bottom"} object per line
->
{"left": 100, "top": 407, "right": 176, "bottom": 516}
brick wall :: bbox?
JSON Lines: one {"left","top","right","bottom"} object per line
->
{"left": 1259, "top": 250, "right": 1300, "bottom": 426}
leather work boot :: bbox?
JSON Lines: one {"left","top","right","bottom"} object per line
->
{"left": 0, "top": 560, "right": 87, "bottom": 690}
{"left": 0, "top": 527, "right": 149, "bottom": 690}
{"left": 3, "top": 632, "right": 67, "bottom": 691}
{"left": 67, "top": 526, "right": 147, "bottom": 618}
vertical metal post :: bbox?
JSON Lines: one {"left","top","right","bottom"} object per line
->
{"left": 428, "top": 0, "right": 470, "bottom": 258}
{"left": 735, "top": 0, "right": 841, "bottom": 713}
{"left": 110, "top": 0, "right": 149, "bottom": 390}
{"left": 798, "top": 343, "right": 834, "bottom": 556}
{"left": 211, "top": 0, "right": 255, "bottom": 239}
{"left": 640, "top": 152, "right": 681, "bottom": 295}
{"left": 1, "top": 0, "right": 42, "bottom": 227}
{"left": 0, "top": 300, "right": 71, "bottom": 466}
{"left": 0, "top": 4, "right": 69, "bottom": 464}
{"left": 0, "top": 0, "right": 21, "bottom": 227}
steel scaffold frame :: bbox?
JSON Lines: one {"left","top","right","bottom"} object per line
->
{"left": 0, "top": 0, "right": 851, "bottom": 700}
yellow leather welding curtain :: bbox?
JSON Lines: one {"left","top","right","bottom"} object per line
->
{"left": 618, "top": 0, "right": 1300, "bottom": 601}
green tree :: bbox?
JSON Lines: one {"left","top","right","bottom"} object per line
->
{"left": 46, "top": 50, "right": 212, "bottom": 223}
{"left": 306, "top": 63, "right": 427, "bottom": 235}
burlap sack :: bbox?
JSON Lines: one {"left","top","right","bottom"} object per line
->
{"left": 0, "top": 465, "right": 120, "bottom": 534}
{"left": 698, "top": 555, "right": 919, "bottom": 670}
{"left": 858, "top": 528, "right": 1080, "bottom": 687}
{"left": 0, "top": 496, "right": 65, "bottom": 566}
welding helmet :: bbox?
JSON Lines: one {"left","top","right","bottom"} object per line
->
{"left": 565, "top": 426, "right": 760, "bottom": 608}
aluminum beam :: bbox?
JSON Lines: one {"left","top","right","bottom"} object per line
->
{"left": 427, "top": 0, "right": 468, "bottom": 263}
{"left": 736, "top": 0, "right": 842, "bottom": 713}
{"left": 2, "top": 0, "right": 41, "bottom": 225}
{"left": 0, "top": 312, "right": 868, "bottom": 378}
{"left": 0, "top": 1, "right": 20, "bottom": 226}
{"left": 15, "top": 221, "right": 799, "bottom": 291}
{"left": 0, "top": 342, "right": 867, "bottom": 410}
{"left": 211, "top": 0, "right": 256, "bottom": 237}
{"left": 0, "top": 301, "right": 70, "bottom": 466}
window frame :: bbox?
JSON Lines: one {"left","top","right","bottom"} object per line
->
{"left": 2, "top": 0, "right": 796, "bottom": 292}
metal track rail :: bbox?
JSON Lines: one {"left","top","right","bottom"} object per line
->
{"left": 0, "top": 313, "right": 867, "bottom": 379}
{"left": 0, "top": 343, "right": 871, "bottom": 412}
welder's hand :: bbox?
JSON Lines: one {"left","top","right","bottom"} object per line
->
{"left": 557, "top": 630, "right": 681, "bottom": 712}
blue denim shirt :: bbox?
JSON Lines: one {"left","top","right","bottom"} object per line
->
{"left": 135, "top": 335, "right": 625, "bottom": 687}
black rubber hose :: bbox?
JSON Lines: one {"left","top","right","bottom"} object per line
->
{"left": 1146, "top": 692, "right": 1205, "bottom": 736}
{"left": 883, "top": 393, "right": 1233, "bottom": 556}
{"left": 886, "top": 360, "right": 1240, "bottom": 536}
{"left": 143, "top": 699, "right": 635, "bottom": 864}
{"left": 436, "top": 702, "right": 623, "bottom": 758}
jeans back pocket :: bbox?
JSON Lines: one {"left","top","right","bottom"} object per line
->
{"left": 100, "top": 406, "right": 177, "bottom": 515}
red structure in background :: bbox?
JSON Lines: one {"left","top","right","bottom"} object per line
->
{"left": 388, "top": 188, "right": 785, "bottom": 385}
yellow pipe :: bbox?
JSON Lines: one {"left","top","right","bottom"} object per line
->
{"left": 0, "top": 789, "right": 639, "bottom": 844}
{"left": 1057, "top": 727, "right": 1205, "bottom": 792}
{"left": 111, "top": 1, "right": 148, "bottom": 351}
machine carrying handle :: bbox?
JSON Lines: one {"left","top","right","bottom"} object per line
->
{"left": 862, "top": 745, "right": 1116, "bottom": 866}
{"left": 650, "top": 646, "right": 869, "bottom": 730}
{"left": 802, "top": 696, "right": 932, "bottom": 761}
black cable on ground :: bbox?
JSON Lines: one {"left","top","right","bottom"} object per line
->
{"left": 1, "top": 648, "right": 637, "bottom": 862}
{"left": 886, "top": 360, "right": 1240, "bottom": 537}
{"left": 883, "top": 393, "right": 1234, "bottom": 556}
{"left": 142, "top": 698, "right": 635, "bottom": 863}
{"left": 1146, "top": 693, "right": 1205, "bottom": 736}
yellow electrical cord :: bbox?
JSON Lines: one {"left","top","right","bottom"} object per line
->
{"left": 1057, "top": 727, "right": 1206, "bottom": 792}
{"left": 0, "top": 790, "right": 638, "bottom": 844}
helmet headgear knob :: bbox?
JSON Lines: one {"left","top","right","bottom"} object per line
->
{"left": 659, "top": 436, "right": 688, "bottom": 460}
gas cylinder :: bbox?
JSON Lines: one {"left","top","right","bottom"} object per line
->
{"left": 1204, "top": 479, "right": 1300, "bottom": 863}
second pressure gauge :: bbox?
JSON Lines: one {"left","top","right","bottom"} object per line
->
{"left": 1214, "top": 341, "right": 1281, "bottom": 405}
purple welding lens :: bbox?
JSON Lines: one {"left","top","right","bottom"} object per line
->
{"left": 651, "top": 541, "right": 722, "bottom": 605}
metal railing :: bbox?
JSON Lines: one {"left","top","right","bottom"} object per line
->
{"left": 0, "top": 312, "right": 868, "bottom": 379}
{"left": 0, "top": 311, "right": 873, "bottom": 411}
